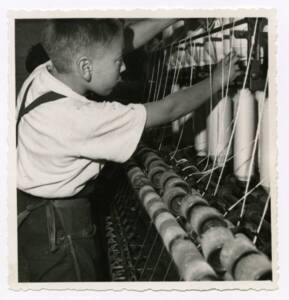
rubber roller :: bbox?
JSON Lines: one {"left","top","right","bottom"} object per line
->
{"left": 128, "top": 166, "right": 145, "bottom": 182}
{"left": 171, "top": 239, "right": 217, "bottom": 281}
{"left": 188, "top": 205, "right": 227, "bottom": 235}
{"left": 146, "top": 199, "right": 168, "bottom": 220}
{"left": 138, "top": 185, "right": 155, "bottom": 200}
{"left": 234, "top": 252, "right": 272, "bottom": 280}
{"left": 149, "top": 159, "right": 169, "bottom": 171}
{"left": 143, "top": 153, "right": 162, "bottom": 171}
{"left": 180, "top": 193, "right": 209, "bottom": 219}
{"left": 148, "top": 165, "right": 167, "bottom": 189}
{"left": 125, "top": 160, "right": 139, "bottom": 173}
{"left": 127, "top": 165, "right": 142, "bottom": 179}
{"left": 159, "top": 170, "right": 180, "bottom": 190}
{"left": 220, "top": 233, "right": 259, "bottom": 277}
{"left": 135, "top": 146, "right": 153, "bottom": 158}
{"left": 131, "top": 173, "right": 151, "bottom": 190}
{"left": 159, "top": 219, "right": 188, "bottom": 251}
{"left": 162, "top": 187, "right": 187, "bottom": 216}
{"left": 154, "top": 212, "right": 186, "bottom": 251}
{"left": 140, "top": 187, "right": 161, "bottom": 207}
{"left": 200, "top": 226, "right": 234, "bottom": 273}
{"left": 164, "top": 176, "right": 190, "bottom": 193}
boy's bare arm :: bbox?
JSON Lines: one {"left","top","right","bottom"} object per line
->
{"left": 144, "top": 53, "right": 241, "bottom": 128}
{"left": 124, "top": 19, "right": 178, "bottom": 52}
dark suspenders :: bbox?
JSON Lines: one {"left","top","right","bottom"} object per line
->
{"left": 16, "top": 80, "right": 65, "bottom": 146}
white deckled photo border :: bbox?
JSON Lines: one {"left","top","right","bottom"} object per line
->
{"left": 7, "top": 8, "right": 278, "bottom": 291}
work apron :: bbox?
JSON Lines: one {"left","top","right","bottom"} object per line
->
{"left": 17, "top": 81, "right": 104, "bottom": 282}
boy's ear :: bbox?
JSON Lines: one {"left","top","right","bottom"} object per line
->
{"left": 77, "top": 56, "right": 92, "bottom": 81}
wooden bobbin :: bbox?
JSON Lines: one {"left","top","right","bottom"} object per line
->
{"left": 164, "top": 176, "right": 190, "bottom": 193}
{"left": 180, "top": 193, "right": 209, "bottom": 219}
{"left": 171, "top": 239, "right": 217, "bottom": 281}
{"left": 162, "top": 187, "right": 187, "bottom": 216}
{"left": 159, "top": 219, "right": 187, "bottom": 251}
{"left": 188, "top": 205, "right": 226, "bottom": 236}
{"left": 148, "top": 165, "right": 167, "bottom": 189}
{"left": 220, "top": 233, "right": 259, "bottom": 277}
{"left": 234, "top": 252, "right": 272, "bottom": 280}
{"left": 200, "top": 226, "right": 234, "bottom": 273}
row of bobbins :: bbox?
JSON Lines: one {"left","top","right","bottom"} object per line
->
{"left": 126, "top": 161, "right": 217, "bottom": 281}
{"left": 134, "top": 145, "right": 272, "bottom": 280}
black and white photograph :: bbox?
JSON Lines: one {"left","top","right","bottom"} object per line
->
{"left": 10, "top": 10, "right": 277, "bottom": 290}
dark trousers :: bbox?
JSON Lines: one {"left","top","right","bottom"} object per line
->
{"left": 17, "top": 190, "right": 106, "bottom": 282}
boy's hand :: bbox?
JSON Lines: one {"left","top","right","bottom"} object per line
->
{"left": 213, "top": 52, "right": 242, "bottom": 89}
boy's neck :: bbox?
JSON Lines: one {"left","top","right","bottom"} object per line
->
{"left": 49, "top": 65, "right": 87, "bottom": 96}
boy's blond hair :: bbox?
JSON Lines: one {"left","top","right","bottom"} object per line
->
{"left": 41, "top": 19, "right": 123, "bottom": 73}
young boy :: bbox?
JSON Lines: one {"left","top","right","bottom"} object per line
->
{"left": 16, "top": 19, "right": 240, "bottom": 282}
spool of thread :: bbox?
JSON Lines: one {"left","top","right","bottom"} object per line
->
{"left": 171, "top": 84, "right": 181, "bottom": 133}
{"left": 169, "top": 51, "right": 178, "bottom": 70}
{"left": 173, "top": 20, "right": 185, "bottom": 30}
{"left": 200, "top": 226, "right": 234, "bottom": 273}
{"left": 162, "top": 25, "right": 174, "bottom": 39}
{"left": 164, "top": 177, "right": 190, "bottom": 193}
{"left": 163, "top": 187, "right": 187, "bottom": 215}
{"left": 203, "top": 37, "right": 215, "bottom": 65}
{"left": 143, "top": 152, "right": 162, "bottom": 171}
{"left": 233, "top": 89, "right": 256, "bottom": 182}
{"left": 148, "top": 165, "right": 167, "bottom": 189}
{"left": 127, "top": 165, "right": 142, "bottom": 179}
{"left": 180, "top": 193, "right": 209, "bottom": 219}
{"left": 141, "top": 188, "right": 160, "bottom": 207}
{"left": 256, "top": 91, "right": 270, "bottom": 192}
{"left": 220, "top": 233, "right": 259, "bottom": 277}
{"left": 138, "top": 185, "right": 156, "bottom": 202}
{"left": 159, "top": 170, "right": 179, "bottom": 190}
{"left": 148, "top": 159, "right": 169, "bottom": 171}
{"left": 177, "top": 44, "right": 187, "bottom": 68}
{"left": 171, "top": 239, "right": 217, "bottom": 281}
{"left": 131, "top": 173, "right": 151, "bottom": 190}
{"left": 179, "top": 86, "right": 194, "bottom": 127}
{"left": 207, "top": 96, "right": 233, "bottom": 166}
{"left": 147, "top": 198, "right": 168, "bottom": 220}
{"left": 193, "top": 30, "right": 206, "bottom": 67}
{"left": 234, "top": 252, "right": 272, "bottom": 280}
{"left": 154, "top": 212, "right": 185, "bottom": 251}
{"left": 232, "top": 23, "right": 248, "bottom": 65}
{"left": 189, "top": 41, "right": 197, "bottom": 67}
{"left": 221, "top": 18, "right": 233, "bottom": 57}
{"left": 188, "top": 205, "right": 226, "bottom": 236}
{"left": 194, "top": 104, "right": 208, "bottom": 156}
{"left": 159, "top": 219, "right": 187, "bottom": 251}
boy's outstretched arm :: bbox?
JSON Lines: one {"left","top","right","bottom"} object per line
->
{"left": 144, "top": 53, "right": 241, "bottom": 128}
{"left": 124, "top": 19, "right": 178, "bottom": 52}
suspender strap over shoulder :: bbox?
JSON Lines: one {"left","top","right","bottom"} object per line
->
{"left": 16, "top": 80, "right": 65, "bottom": 147}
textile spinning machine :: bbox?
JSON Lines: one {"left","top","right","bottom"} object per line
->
{"left": 103, "top": 17, "right": 274, "bottom": 282}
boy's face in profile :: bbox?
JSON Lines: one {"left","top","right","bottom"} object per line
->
{"left": 89, "top": 32, "right": 125, "bottom": 96}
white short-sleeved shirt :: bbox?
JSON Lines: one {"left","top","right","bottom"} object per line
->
{"left": 17, "top": 61, "right": 147, "bottom": 198}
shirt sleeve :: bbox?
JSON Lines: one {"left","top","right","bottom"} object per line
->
{"left": 79, "top": 101, "right": 147, "bottom": 163}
